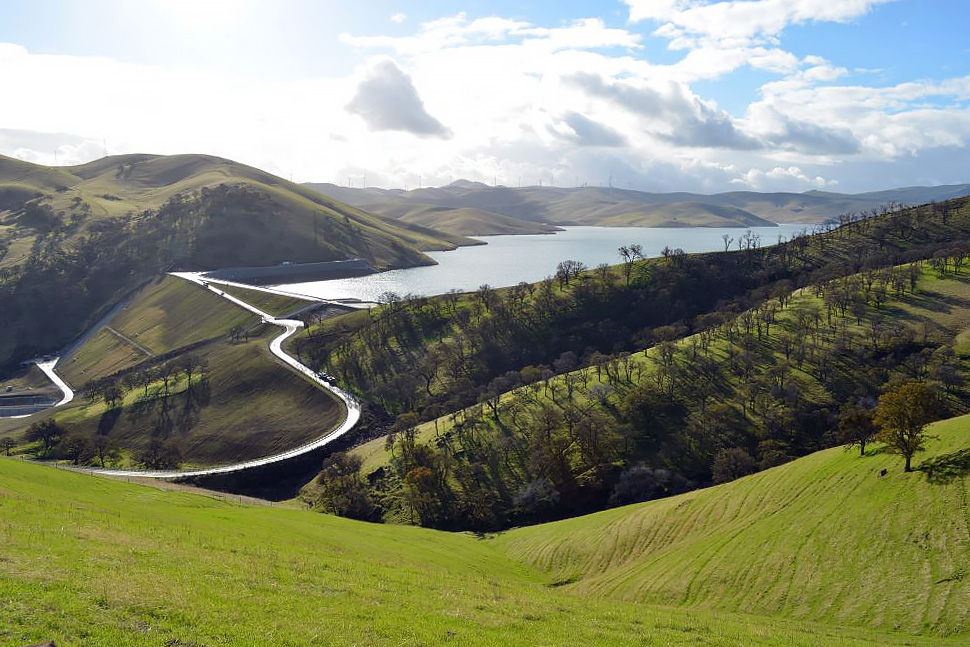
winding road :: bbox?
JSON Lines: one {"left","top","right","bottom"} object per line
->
{"left": 24, "top": 272, "right": 363, "bottom": 480}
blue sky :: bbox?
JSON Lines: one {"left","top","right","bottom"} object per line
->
{"left": 1, "top": 0, "right": 970, "bottom": 193}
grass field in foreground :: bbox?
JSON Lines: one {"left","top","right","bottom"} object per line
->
{"left": 495, "top": 413, "right": 970, "bottom": 637}
{"left": 0, "top": 457, "right": 963, "bottom": 647}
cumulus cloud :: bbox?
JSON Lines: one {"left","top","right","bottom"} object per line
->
{"left": 733, "top": 165, "right": 835, "bottom": 192}
{"left": 567, "top": 72, "right": 761, "bottom": 149}
{"left": 743, "top": 105, "right": 860, "bottom": 155}
{"left": 552, "top": 112, "right": 627, "bottom": 147}
{"left": 345, "top": 58, "right": 451, "bottom": 138}
{"left": 2, "top": 3, "right": 968, "bottom": 196}
{"left": 0, "top": 129, "right": 105, "bottom": 166}
{"left": 390, "top": 13, "right": 406, "bottom": 24}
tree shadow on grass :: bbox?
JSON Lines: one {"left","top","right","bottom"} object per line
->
{"left": 919, "top": 448, "right": 970, "bottom": 484}
{"left": 97, "top": 407, "right": 122, "bottom": 435}
{"left": 893, "top": 289, "right": 970, "bottom": 315}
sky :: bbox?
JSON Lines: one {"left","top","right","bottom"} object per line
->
{"left": 2, "top": 0, "right": 970, "bottom": 193}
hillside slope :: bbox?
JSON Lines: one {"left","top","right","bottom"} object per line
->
{"left": 596, "top": 201, "right": 775, "bottom": 227}
{"left": 0, "top": 457, "right": 962, "bottom": 646}
{"left": 495, "top": 413, "right": 970, "bottom": 636}
{"left": 0, "top": 153, "right": 475, "bottom": 370}
{"left": 0, "top": 275, "right": 343, "bottom": 468}
{"left": 337, "top": 253, "right": 970, "bottom": 531}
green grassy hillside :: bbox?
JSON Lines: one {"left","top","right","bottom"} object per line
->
{"left": 495, "top": 413, "right": 970, "bottom": 636}
{"left": 0, "top": 457, "right": 962, "bottom": 647}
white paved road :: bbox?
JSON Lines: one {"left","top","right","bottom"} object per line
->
{"left": 29, "top": 272, "right": 362, "bottom": 479}
{"left": 3, "top": 357, "right": 76, "bottom": 420}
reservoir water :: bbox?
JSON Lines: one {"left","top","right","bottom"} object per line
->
{"left": 277, "top": 224, "right": 812, "bottom": 302}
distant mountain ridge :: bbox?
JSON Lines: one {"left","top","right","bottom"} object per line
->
{"left": 305, "top": 180, "right": 970, "bottom": 233}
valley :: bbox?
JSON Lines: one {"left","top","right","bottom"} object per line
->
{"left": 5, "top": 157, "right": 970, "bottom": 647}
{"left": 6, "top": 3, "right": 970, "bottom": 645}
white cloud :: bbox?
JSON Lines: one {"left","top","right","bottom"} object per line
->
{"left": 2, "top": 2, "right": 969, "bottom": 195}
{"left": 733, "top": 165, "right": 835, "bottom": 191}
{"left": 390, "top": 12, "right": 406, "bottom": 24}
{"left": 345, "top": 58, "right": 451, "bottom": 138}
{"left": 625, "top": 0, "right": 898, "bottom": 46}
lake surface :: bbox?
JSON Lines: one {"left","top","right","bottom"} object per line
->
{"left": 276, "top": 224, "right": 812, "bottom": 302}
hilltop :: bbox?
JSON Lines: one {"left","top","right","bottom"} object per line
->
{"left": 304, "top": 179, "right": 970, "bottom": 234}
{"left": 0, "top": 153, "right": 475, "bottom": 370}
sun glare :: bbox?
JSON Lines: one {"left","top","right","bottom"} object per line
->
{"left": 153, "top": 0, "right": 241, "bottom": 30}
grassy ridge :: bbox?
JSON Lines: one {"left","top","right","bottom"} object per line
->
{"left": 0, "top": 457, "right": 962, "bottom": 646}
{"left": 494, "top": 413, "right": 970, "bottom": 636}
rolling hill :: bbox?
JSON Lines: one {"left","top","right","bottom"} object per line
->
{"left": 0, "top": 153, "right": 477, "bottom": 371}
{"left": 494, "top": 412, "right": 970, "bottom": 635}
{"left": 0, "top": 152, "right": 475, "bottom": 271}
{"left": 305, "top": 179, "right": 970, "bottom": 233}
{"left": 0, "top": 442, "right": 966, "bottom": 645}
{"left": 361, "top": 202, "right": 562, "bottom": 236}
{"left": 339, "top": 257, "right": 970, "bottom": 527}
